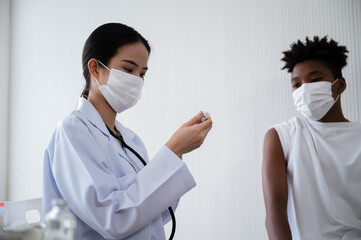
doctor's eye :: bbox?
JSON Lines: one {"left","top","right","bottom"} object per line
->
{"left": 123, "top": 68, "right": 133, "bottom": 73}
{"left": 140, "top": 73, "right": 146, "bottom": 78}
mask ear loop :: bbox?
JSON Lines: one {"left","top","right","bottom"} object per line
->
{"left": 92, "top": 60, "right": 111, "bottom": 87}
{"left": 331, "top": 78, "right": 340, "bottom": 102}
{"left": 94, "top": 77, "right": 102, "bottom": 87}
{"left": 98, "top": 60, "right": 111, "bottom": 71}
{"left": 331, "top": 78, "right": 339, "bottom": 85}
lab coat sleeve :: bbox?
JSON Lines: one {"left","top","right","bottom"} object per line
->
{"left": 132, "top": 131, "right": 181, "bottom": 225}
{"left": 49, "top": 114, "right": 196, "bottom": 239}
{"left": 132, "top": 133, "right": 181, "bottom": 225}
{"left": 161, "top": 200, "right": 179, "bottom": 225}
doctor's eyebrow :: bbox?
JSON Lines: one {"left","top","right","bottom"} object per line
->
{"left": 122, "top": 60, "right": 148, "bottom": 70}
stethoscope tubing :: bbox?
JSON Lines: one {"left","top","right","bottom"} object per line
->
{"left": 106, "top": 125, "right": 176, "bottom": 240}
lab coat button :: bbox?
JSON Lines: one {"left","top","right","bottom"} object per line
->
{"left": 150, "top": 236, "right": 156, "bottom": 240}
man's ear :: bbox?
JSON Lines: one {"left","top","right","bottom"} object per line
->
{"left": 337, "top": 77, "right": 347, "bottom": 95}
{"left": 88, "top": 58, "right": 100, "bottom": 81}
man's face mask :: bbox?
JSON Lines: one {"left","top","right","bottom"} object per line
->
{"left": 94, "top": 60, "right": 144, "bottom": 113}
{"left": 292, "top": 79, "right": 340, "bottom": 121}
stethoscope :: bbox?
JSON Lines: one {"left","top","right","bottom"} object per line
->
{"left": 106, "top": 125, "right": 176, "bottom": 240}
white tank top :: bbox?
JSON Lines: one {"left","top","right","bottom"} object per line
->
{"left": 273, "top": 117, "right": 361, "bottom": 240}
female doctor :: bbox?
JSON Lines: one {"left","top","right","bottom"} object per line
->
{"left": 43, "top": 23, "right": 212, "bottom": 240}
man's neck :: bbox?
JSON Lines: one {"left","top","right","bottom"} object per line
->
{"left": 318, "top": 101, "right": 348, "bottom": 123}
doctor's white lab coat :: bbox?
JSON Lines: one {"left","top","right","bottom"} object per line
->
{"left": 43, "top": 97, "right": 196, "bottom": 240}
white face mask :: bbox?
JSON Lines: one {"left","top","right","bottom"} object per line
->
{"left": 292, "top": 79, "right": 340, "bottom": 121}
{"left": 94, "top": 60, "right": 144, "bottom": 113}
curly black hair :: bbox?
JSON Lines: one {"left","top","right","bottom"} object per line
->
{"left": 281, "top": 36, "right": 348, "bottom": 79}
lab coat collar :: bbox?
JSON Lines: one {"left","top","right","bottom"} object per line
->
{"left": 76, "top": 97, "right": 136, "bottom": 141}
{"left": 114, "top": 121, "right": 136, "bottom": 142}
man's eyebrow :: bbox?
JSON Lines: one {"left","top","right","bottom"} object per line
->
{"left": 308, "top": 70, "right": 323, "bottom": 76}
{"left": 291, "top": 76, "right": 299, "bottom": 82}
{"left": 291, "top": 70, "right": 324, "bottom": 81}
{"left": 122, "top": 60, "right": 148, "bottom": 70}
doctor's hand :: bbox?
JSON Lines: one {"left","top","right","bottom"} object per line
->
{"left": 166, "top": 111, "right": 212, "bottom": 159}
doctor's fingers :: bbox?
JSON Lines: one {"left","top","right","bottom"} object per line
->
{"left": 193, "top": 121, "right": 212, "bottom": 141}
{"left": 183, "top": 112, "right": 204, "bottom": 127}
{"left": 197, "top": 118, "right": 213, "bottom": 131}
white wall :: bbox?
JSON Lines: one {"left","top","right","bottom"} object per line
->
{"left": 0, "top": 0, "right": 11, "bottom": 200}
{"left": 4, "top": 0, "right": 361, "bottom": 239}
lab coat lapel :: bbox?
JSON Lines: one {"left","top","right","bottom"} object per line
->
{"left": 115, "top": 121, "right": 147, "bottom": 169}
{"left": 76, "top": 97, "right": 111, "bottom": 139}
{"left": 76, "top": 97, "right": 145, "bottom": 169}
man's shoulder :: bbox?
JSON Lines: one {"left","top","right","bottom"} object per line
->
{"left": 273, "top": 116, "right": 305, "bottom": 132}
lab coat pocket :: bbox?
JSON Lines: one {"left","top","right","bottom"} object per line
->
{"left": 116, "top": 173, "right": 136, "bottom": 190}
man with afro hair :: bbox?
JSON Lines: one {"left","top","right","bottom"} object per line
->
{"left": 262, "top": 36, "right": 361, "bottom": 240}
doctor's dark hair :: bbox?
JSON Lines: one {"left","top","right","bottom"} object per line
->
{"left": 81, "top": 23, "right": 151, "bottom": 97}
{"left": 281, "top": 36, "right": 348, "bottom": 79}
